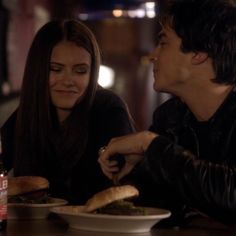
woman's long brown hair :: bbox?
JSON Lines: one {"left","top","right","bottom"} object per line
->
{"left": 14, "top": 19, "right": 101, "bottom": 175}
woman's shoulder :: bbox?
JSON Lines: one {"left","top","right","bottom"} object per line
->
{"left": 1, "top": 110, "right": 17, "bottom": 131}
{"left": 92, "top": 87, "right": 127, "bottom": 109}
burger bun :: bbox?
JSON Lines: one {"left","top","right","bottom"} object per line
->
{"left": 83, "top": 185, "right": 139, "bottom": 213}
{"left": 8, "top": 176, "right": 49, "bottom": 196}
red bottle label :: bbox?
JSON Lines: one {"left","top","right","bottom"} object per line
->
{"left": 0, "top": 176, "right": 7, "bottom": 220}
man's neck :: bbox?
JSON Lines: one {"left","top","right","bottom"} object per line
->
{"left": 180, "top": 83, "right": 234, "bottom": 121}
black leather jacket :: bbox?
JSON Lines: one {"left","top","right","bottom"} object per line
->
{"left": 131, "top": 91, "right": 236, "bottom": 226}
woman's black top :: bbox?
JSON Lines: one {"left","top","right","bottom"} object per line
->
{"left": 1, "top": 88, "right": 134, "bottom": 204}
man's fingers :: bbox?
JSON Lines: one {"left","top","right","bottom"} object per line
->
{"left": 98, "top": 154, "right": 120, "bottom": 179}
{"left": 100, "top": 167, "right": 113, "bottom": 179}
{"left": 100, "top": 163, "right": 119, "bottom": 173}
{"left": 117, "top": 163, "right": 135, "bottom": 180}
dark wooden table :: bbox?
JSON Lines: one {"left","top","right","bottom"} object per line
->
{"left": 0, "top": 216, "right": 235, "bottom": 236}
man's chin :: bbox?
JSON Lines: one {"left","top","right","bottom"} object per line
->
{"left": 153, "top": 82, "right": 162, "bottom": 92}
{"left": 153, "top": 84, "right": 170, "bottom": 94}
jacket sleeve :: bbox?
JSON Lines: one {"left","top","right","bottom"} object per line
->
{"left": 145, "top": 135, "right": 236, "bottom": 224}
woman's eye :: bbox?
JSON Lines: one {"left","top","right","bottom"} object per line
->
{"left": 76, "top": 70, "right": 87, "bottom": 74}
{"left": 50, "top": 67, "right": 61, "bottom": 72}
{"left": 75, "top": 67, "right": 89, "bottom": 74}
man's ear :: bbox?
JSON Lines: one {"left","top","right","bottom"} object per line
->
{"left": 191, "top": 52, "right": 208, "bottom": 65}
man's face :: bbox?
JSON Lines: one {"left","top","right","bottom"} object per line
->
{"left": 150, "top": 25, "right": 193, "bottom": 95}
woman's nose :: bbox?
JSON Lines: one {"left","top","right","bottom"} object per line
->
{"left": 62, "top": 72, "right": 74, "bottom": 85}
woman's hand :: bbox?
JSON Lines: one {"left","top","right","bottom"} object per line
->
{"left": 98, "top": 131, "right": 158, "bottom": 180}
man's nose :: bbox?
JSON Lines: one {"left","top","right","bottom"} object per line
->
{"left": 148, "top": 54, "right": 158, "bottom": 62}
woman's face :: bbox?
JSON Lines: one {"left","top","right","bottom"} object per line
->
{"left": 49, "top": 41, "right": 91, "bottom": 122}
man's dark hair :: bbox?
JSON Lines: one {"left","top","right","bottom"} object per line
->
{"left": 158, "top": 0, "right": 236, "bottom": 84}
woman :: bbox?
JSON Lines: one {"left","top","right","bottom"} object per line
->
{"left": 1, "top": 19, "right": 134, "bottom": 204}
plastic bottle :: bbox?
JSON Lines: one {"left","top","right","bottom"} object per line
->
{"left": 0, "top": 134, "right": 7, "bottom": 230}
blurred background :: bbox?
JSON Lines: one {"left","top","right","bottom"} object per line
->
{"left": 0, "top": 0, "right": 170, "bottom": 130}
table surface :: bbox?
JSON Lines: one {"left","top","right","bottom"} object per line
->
{"left": 0, "top": 215, "right": 235, "bottom": 236}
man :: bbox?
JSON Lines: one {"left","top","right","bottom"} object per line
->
{"left": 98, "top": 0, "right": 236, "bottom": 226}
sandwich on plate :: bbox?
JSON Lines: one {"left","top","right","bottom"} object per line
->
{"left": 83, "top": 185, "right": 146, "bottom": 215}
{"left": 8, "top": 176, "right": 50, "bottom": 204}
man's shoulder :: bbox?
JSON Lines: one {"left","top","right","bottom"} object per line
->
{"left": 149, "top": 96, "right": 187, "bottom": 132}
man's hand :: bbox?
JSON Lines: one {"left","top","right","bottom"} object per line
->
{"left": 98, "top": 131, "right": 158, "bottom": 180}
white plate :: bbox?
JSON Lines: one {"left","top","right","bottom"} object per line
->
{"left": 8, "top": 197, "right": 68, "bottom": 219}
{"left": 50, "top": 205, "right": 171, "bottom": 233}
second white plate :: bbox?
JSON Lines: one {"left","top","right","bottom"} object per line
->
{"left": 8, "top": 197, "right": 68, "bottom": 219}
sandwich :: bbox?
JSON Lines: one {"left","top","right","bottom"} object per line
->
{"left": 83, "top": 185, "right": 146, "bottom": 215}
{"left": 8, "top": 176, "right": 50, "bottom": 204}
